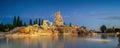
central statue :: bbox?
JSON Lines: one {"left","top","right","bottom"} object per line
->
{"left": 54, "top": 9, "right": 64, "bottom": 26}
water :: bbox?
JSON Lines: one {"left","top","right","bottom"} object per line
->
{"left": 0, "top": 34, "right": 119, "bottom": 48}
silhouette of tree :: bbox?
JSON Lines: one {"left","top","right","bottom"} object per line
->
{"left": 63, "top": 22, "right": 66, "bottom": 25}
{"left": 0, "top": 22, "right": 3, "bottom": 31}
{"left": 35, "top": 18, "right": 38, "bottom": 24}
{"left": 100, "top": 25, "right": 107, "bottom": 33}
{"left": 24, "top": 22, "right": 27, "bottom": 26}
{"left": 69, "top": 23, "right": 72, "bottom": 26}
{"left": 5, "top": 24, "right": 13, "bottom": 31}
{"left": 39, "top": 18, "right": 41, "bottom": 26}
{"left": 34, "top": 20, "right": 36, "bottom": 24}
{"left": 33, "top": 19, "right": 38, "bottom": 24}
{"left": 41, "top": 19, "right": 44, "bottom": 25}
{"left": 112, "top": 26, "right": 115, "bottom": 32}
{"left": 13, "top": 16, "right": 17, "bottom": 27}
{"left": 115, "top": 28, "right": 120, "bottom": 33}
{"left": 106, "top": 28, "right": 113, "bottom": 33}
{"left": 29, "top": 19, "right": 32, "bottom": 25}
{"left": 17, "top": 16, "right": 20, "bottom": 26}
{"left": 20, "top": 20, "right": 22, "bottom": 26}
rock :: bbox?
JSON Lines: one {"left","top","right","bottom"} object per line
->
{"left": 54, "top": 9, "right": 64, "bottom": 26}
{"left": 18, "top": 27, "right": 25, "bottom": 33}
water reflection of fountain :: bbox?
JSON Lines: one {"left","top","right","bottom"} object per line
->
{"left": 117, "top": 34, "right": 120, "bottom": 48}
{"left": 0, "top": 34, "right": 118, "bottom": 48}
{"left": 2, "top": 35, "right": 79, "bottom": 48}
{"left": 101, "top": 34, "right": 107, "bottom": 39}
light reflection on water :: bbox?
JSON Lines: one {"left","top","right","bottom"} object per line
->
{"left": 0, "top": 34, "right": 119, "bottom": 48}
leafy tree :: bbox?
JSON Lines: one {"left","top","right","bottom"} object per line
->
{"left": 39, "top": 18, "right": 41, "bottom": 26}
{"left": 29, "top": 19, "right": 32, "bottom": 25}
{"left": 41, "top": 19, "right": 44, "bottom": 25}
{"left": 17, "top": 16, "right": 20, "bottom": 26}
{"left": 100, "top": 25, "right": 107, "bottom": 33}
{"left": 20, "top": 20, "right": 22, "bottom": 26}
{"left": 0, "top": 22, "right": 3, "bottom": 31}
{"left": 24, "top": 22, "right": 27, "bottom": 26}
{"left": 35, "top": 18, "right": 38, "bottom": 24}
{"left": 34, "top": 20, "right": 36, "bottom": 24}
{"left": 112, "top": 26, "right": 115, "bottom": 32}
{"left": 106, "top": 28, "right": 113, "bottom": 33}
{"left": 69, "top": 23, "right": 72, "bottom": 26}
{"left": 4, "top": 25, "right": 9, "bottom": 32}
{"left": 33, "top": 19, "right": 38, "bottom": 25}
{"left": 5, "top": 24, "right": 13, "bottom": 31}
{"left": 13, "top": 16, "right": 17, "bottom": 27}
{"left": 115, "top": 28, "right": 120, "bottom": 33}
{"left": 63, "top": 22, "right": 66, "bottom": 25}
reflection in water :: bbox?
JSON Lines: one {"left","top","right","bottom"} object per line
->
{"left": 117, "top": 34, "right": 120, "bottom": 48}
{"left": 101, "top": 34, "right": 107, "bottom": 39}
{"left": 0, "top": 34, "right": 118, "bottom": 48}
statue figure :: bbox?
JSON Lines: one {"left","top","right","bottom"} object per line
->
{"left": 54, "top": 9, "right": 64, "bottom": 26}
{"left": 42, "top": 20, "right": 53, "bottom": 30}
{"left": 42, "top": 20, "right": 48, "bottom": 30}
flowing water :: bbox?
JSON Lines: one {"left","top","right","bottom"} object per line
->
{"left": 0, "top": 33, "right": 119, "bottom": 48}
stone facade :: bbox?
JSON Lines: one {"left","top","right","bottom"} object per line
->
{"left": 54, "top": 9, "right": 64, "bottom": 26}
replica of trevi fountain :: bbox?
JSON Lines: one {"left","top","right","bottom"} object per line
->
{"left": 2, "top": 9, "right": 94, "bottom": 37}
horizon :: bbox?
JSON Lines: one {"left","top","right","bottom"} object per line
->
{"left": 1, "top": 0, "right": 120, "bottom": 31}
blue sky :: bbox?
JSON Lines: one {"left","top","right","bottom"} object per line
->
{"left": 0, "top": 0, "right": 120, "bottom": 30}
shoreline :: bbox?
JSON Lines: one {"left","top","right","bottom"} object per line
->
{"left": 0, "top": 32, "right": 118, "bottom": 38}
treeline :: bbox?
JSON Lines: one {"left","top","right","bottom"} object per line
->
{"left": 0, "top": 16, "right": 43, "bottom": 32}
{"left": 100, "top": 25, "right": 120, "bottom": 33}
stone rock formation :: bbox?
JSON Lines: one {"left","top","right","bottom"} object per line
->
{"left": 80, "top": 26, "right": 88, "bottom": 33}
{"left": 5, "top": 9, "right": 90, "bottom": 37}
{"left": 54, "top": 9, "right": 64, "bottom": 26}
{"left": 41, "top": 20, "right": 53, "bottom": 30}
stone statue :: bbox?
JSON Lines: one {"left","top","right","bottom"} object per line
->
{"left": 42, "top": 20, "right": 48, "bottom": 30}
{"left": 54, "top": 9, "right": 64, "bottom": 26}
{"left": 42, "top": 20, "right": 53, "bottom": 30}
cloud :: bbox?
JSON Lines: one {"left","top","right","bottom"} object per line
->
{"left": 99, "top": 16, "right": 120, "bottom": 20}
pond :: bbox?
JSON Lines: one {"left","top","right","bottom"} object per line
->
{"left": 0, "top": 33, "right": 119, "bottom": 48}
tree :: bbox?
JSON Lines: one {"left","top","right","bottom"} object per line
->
{"left": 112, "top": 26, "right": 115, "bottom": 32}
{"left": 24, "top": 22, "right": 27, "bottom": 26}
{"left": 63, "top": 22, "right": 66, "bottom": 25}
{"left": 5, "top": 24, "right": 13, "bottom": 31}
{"left": 34, "top": 20, "right": 36, "bottom": 24}
{"left": 4, "top": 25, "right": 9, "bottom": 32}
{"left": 115, "top": 28, "right": 120, "bottom": 33}
{"left": 13, "top": 16, "right": 17, "bottom": 27}
{"left": 39, "top": 18, "right": 41, "bottom": 26}
{"left": 17, "top": 16, "right": 20, "bottom": 26}
{"left": 35, "top": 18, "right": 38, "bottom": 24}
{"left": 0, "top": 22, "right": 3, "bottom": 31}
{"left": 20, "top": 20, "right": 22, "bottom": 26}
{"left": 41, "top": 19, "right": 44, "bottom": 25}
{"left": 33, "top": 18, "right": 38, "bottom": 24}
{"left": 106, "top": 28, "right": 113, "bottom": 33}
{"left": 69, "top": 23, "right": 72, "bottom": 26}
{"left": 100, "top": 25, "right": 107, "bottom": 33}
{"left": 29, "top": 19, "right": 32, "bottom": 25}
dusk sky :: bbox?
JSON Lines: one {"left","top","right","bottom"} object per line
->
{"left": 0, "top": 0, "right": 120, "bottom": 30}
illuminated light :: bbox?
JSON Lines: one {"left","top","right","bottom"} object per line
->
{"left": 116, "top": 32, "right": 120, "bottom": 35}
{"left": 91, "top": 32, "right": 97, "bottom": 36}
{"left": 88, "top": 39, "right": 110, "bottom": 42}
{"left": 81, "top": 38, "right": 111, "bottom": 42}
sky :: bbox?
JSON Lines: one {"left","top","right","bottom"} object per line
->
{"left": 0, "top": 0, "right": 120, "bottom": 31}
